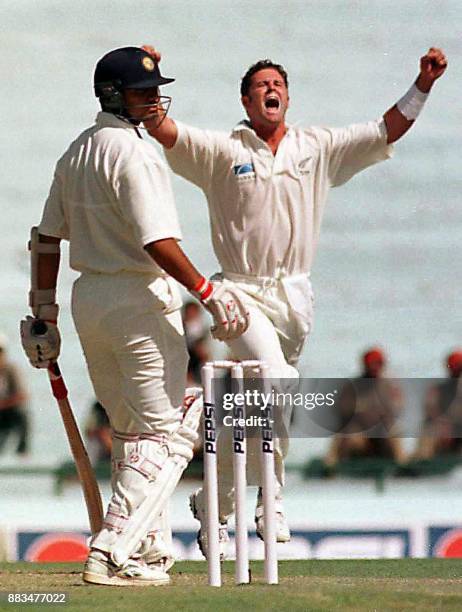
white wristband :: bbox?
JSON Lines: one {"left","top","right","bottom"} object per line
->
{"left": 396, "top": 83, "right": 428, "bottom": 121}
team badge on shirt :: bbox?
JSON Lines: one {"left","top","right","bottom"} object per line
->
{"left": 233, "top": 162, "right": 255, "bottom": 180}
{"left": 297, "top": 157, "right": 312, "bottom": 175}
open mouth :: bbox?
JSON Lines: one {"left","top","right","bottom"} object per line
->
{"left": 264, "top": 96, "right": 280, "bottom": 110}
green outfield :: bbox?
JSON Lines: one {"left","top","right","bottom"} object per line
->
{"left": 1, "top": 560, "right": 462, "bottom": 611}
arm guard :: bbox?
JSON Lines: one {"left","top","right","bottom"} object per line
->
{"left": 29, "top": 226, "right": 60, "bottom": 320}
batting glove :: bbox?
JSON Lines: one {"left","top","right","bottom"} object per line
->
{"left": 20, "top": 316, "right": 61, "bottom": 369}
{"left": 190, "top": 277, "right": 249, "bottom": 341}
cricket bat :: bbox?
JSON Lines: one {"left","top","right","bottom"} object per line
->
{"left": 47, "top": 360, "right": 104, "bottom": 534}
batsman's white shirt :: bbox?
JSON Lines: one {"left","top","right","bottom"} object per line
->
{"left": 40, "top": 112, "right": 182, "bottom": 275}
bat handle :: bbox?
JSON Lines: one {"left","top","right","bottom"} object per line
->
{"left": 28, "top": 321, "right": 67, "bottom": 399}
{"left": 31, "top": 320, "right": 48, "bottom": 336}
{"left": 47, "top": 362, "right": 68, "bottom": 400}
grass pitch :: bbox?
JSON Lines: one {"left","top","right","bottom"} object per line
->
{"left": 1, "top": 559, "right": 462, "bottom": 611}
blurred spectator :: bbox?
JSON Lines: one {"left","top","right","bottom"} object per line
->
{"left": 182, "top": 300, "right": 211, "bottom": 384}
{"left": 324, "top": 347, "right": 406, "bottom": 467}
{"left": 413, "top": 349, "right": 462, "bottom": 459}
{"left": 85, "top": 400, "right": 112, "bottom": 464}
{"left": 0, "top": 334, "right": 29, "bottom": 456}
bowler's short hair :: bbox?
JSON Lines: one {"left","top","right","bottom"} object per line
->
{"left": 240, "top": 60, "right": 288, "bottom": 97}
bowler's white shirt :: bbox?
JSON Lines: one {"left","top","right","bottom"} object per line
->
{"left": 165, "top": 119, "right": 392, "bottom": 277}
{"left": 39, "top": 112, "right": 182, "bottom": 275}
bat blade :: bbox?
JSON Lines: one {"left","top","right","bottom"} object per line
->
{"left": 56, "top": 395, "right": 104, "bottom": 533}
{"left": 46, "top": 362, "right": 104, "bottom": 534}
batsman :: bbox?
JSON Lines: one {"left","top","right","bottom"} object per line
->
{"left": 20, "top": 47, "right": 248, "bottom": 586}
{"left": 144, "top": 45, "right": 447, "bottom": 555}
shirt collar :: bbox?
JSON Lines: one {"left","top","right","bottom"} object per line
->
{"left": 231, "top": 120, "right": 294, "bottom": 155}
{"left": 232, "top": 119, "right": 253, "bottom": 133}
{"left": 232, "top": 119, "right": 294, "bottom": 138}
{"left": 95, "top": 111, "right": 139, "bottom": 132}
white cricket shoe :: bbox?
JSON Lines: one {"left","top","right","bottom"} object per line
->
{"left": 137, "top": 529, "right": 175, "bottom": 573}
{"left": 189, "top": 489, "right": 229, "bottom": 560}
{"left": 142, "top": 534, "right": 175, "bottom": 573}
{"left": 146, "top": 556, "right": 175, "bottom": 574}
{"left": 83, "top": 549, "right": 170, "bottom": 587}
{"left": 255, "top": 488, "right": 291, "bottom": 543}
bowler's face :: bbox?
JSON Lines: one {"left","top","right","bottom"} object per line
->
{"left": 241, "top": 68, "right": 289, "bottom": 128}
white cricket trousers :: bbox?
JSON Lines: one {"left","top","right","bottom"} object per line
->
{"left": 214, "top": 272, "right": 313, "bottom": 520}
{"left": 71, "top": 272, "right": 188, "bottom": 436}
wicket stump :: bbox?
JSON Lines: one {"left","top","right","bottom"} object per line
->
{"left": 201, "top": 360, "right": 278, "bottom": 587}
